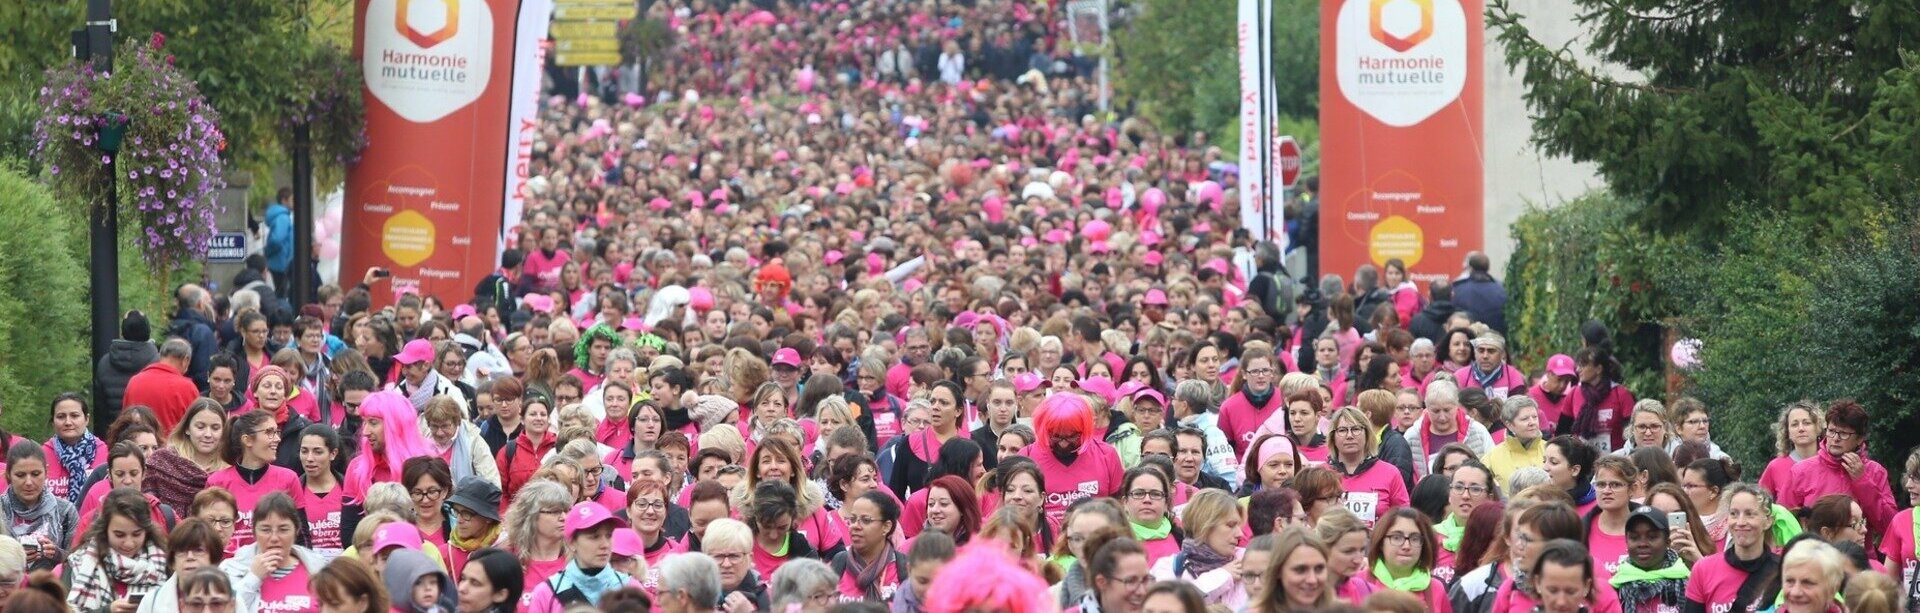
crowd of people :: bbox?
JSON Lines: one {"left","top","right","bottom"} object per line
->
{"left": 16, "top": 0, "right": 1918, "bottom": 613}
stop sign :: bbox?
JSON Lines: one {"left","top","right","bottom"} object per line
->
{"left": 1277, "top": 136, "right": 1302, "bottom": 189}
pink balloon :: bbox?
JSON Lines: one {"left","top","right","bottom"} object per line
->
{"left": 1141, "top": 188, "right": 1167, "bottom": 212}
{"left": 1198, "top": 181, "right": 1224, "bottom": 207}
{"left": 318, "top": 242, "right": 340, "bottom": 260}
{"left": 1081, "top": 219, "right": 1112, "bottom": 241}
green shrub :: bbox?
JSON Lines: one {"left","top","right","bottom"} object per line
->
{"left": 1503, "top": 192, "right": 1674, "bottom": 398}
{"left": 0, "top": 165, "right": 90, "bottom": 439}
{"left": 1685, "top": 210, "right": 1920, "bottom": 483}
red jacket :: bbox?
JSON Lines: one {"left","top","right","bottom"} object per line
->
{"left": 496, "top": 430, "right": 557, "bottom": 508}
{"left": 123, "top": 361, "right": 198, "bottom": 434}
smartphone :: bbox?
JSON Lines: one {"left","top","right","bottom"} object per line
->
{"left": 372, "top": 268, "right": 391, "bottom": 278}
{"left": 1668, "top": 512, "right": 1688, "bottom": 533}
{"left": 128, "top": 593, "right": 145, "bottom": 605}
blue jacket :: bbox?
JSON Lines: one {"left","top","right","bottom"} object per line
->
{"left": 1452, "top": 274, "right": 1508, "bottom": 334}
{"left": 264, "top": 201, "right": 294, "bottom": 273}
{"left": 165, "top": 309, "right": 219, "bottom": 392}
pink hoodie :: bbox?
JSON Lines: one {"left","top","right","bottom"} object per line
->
{"left": 1779, "top": 444, "right": 1896, "bottom": 536}
{"left": 1526, "top": 385, "right": 1576, "bottom": 436}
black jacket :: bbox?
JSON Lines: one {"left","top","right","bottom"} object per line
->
{"left": 94, "top": 339, "right": 157, "bottom": 432}
{"left": 165, "top": 310, "right": 220, "bottom": 392}
{"left": 1408, "top": 299, "right": 1456, "bottom": 348}
{"left": 1378, "top": 427, "right": 1417, "bottom": 488}
{"left": 1354, "top": 288, "right": 1392, "bottom": 334}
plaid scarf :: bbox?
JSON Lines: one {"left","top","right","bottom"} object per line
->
{"left": 67, "top": 541, "right": 166, "bottom": 612}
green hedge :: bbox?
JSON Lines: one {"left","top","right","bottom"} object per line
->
{"left": 1503, "top": 192, "right": 1674, "bottom": 399}
{"left": 1681, "top": 210, "right": 1920, "bottom": 482}
{"left": 0, "top": 165, "right": 90, "bottom": 440}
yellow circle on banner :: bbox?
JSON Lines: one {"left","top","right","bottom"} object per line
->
{"left": 1370, "top": 215, "right": 1423, "bottom": 267}
{"left": 382, "top": 210, "right": 436, "bottom": 267}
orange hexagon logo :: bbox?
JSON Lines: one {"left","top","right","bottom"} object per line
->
{"left": 396, "top": 0, "right": 459, "bottom": 49}
{"left": 1369, "top": 0, "right": 1433, "bottom": 52}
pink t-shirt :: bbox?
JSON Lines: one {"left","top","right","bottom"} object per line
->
{"left": 522, "top": 556, "right": 568, "bottom": 601}
{"left": 255, "top": 564, "right": 317, "bottom": 613}
{"left": 206, "top": 465, "right": 304, "bottom": 554}
{"left": 523, "top": 249, "right": 571, "bottom": 293}
{"left": 1337, "top": 461, "right": 1411, "bottom": 526}
{"left": 290, "top": 486, "right": 344, "bottom": 559}
{"left": 1492, "top": 576, "right": 1623, "bottom": 613}
{"left": 836, "top": 555, "right": 903, "bottom": 602}
{"left": 1880, "top": 508, "right": 1920, "bottom": 610}
{"left": 1138, "top": 533, "right": 1179, "bottom": 567}
{"left": 1216, "top": 390, "right": 1285, "bottom": 457}
{"left": 41, "top": 439, "right": 105, "bottom": 502}
{"left": 1587, "top": 517, "right": 1630, "bottom": 587}
{"left": 1364, "top": 576, "right": 1452, "bottom": 613}
{"left": 1757, "top": 455, "right": 1800, "bottom": 499}
{"left": 1021, "top": 440, "right": 1125, "bottom": 528}
{"left": 1684, "top": 551, "right": 1768, "bottom": 613}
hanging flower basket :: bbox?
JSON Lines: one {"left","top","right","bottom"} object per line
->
{"left": 93, "top": 113, "right": 129, "bottom": 153}
{"left": 31, "top": 32, "right": 225, "bottom": 271}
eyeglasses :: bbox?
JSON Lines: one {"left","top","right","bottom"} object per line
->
{"left": 846, "top": 514, "right": 883, "bottom": 526}
{"left": 1384, "top": 532, "right": 1423, "bottom": 546}
{"left": 1126, "top": 489, "right": 1166, "bottom": 501}
{"left": 202, "top": 516, "right": 236, "bottom": 528}
{"left": 710, "top": 552, "right": 747, "bottom": 565}
{"left": 631, "top": 501, "right": 666, "bottom": 512}
{"left": 1826, "top": 429, "right": 1857, "bottom": 441}
{"left": 1593, "top": 480, "right": 1630, "bottom": 491}
{"left": 410, "top": 488, "right": 446, "bottom": 501}
{"left": 1684, "top": 417, "right": 1710, "bottom": 426}
{"left": 1396, "top": 404, "right": 1421, "bottom": 412}
{"left": 1633, "top": 424, "right": 1664, "bottom": 432}
{"left": 1450, "top": 484, "right": 1488, "bottom": 495}
{"left": 1333, "top": 426, "right": 1367, "bottom": 437}
{"left": 248, "top": 428, "right": 280, "bottom": 439}
{"left": 183, "top": 597, "right": 234, "bottom": 611}
{"left": 1109, "top": 574, "right": 1153, "bottom": 589}
{"left": 1245, "top": 368, "right": 1274, "bottom": 376}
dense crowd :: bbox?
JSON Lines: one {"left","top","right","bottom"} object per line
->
{"left": 11, "top": 1, "right": 1913, "bottom": 613}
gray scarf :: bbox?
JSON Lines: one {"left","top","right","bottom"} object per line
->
{"left": 3, "top": 490, "right": 70, "bottom": 568}
{"left": 405, "top": 369, "right": 442, "bottom": 412}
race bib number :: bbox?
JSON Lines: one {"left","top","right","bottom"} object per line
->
{"left": 1344, "top": 491, "right": 1380, "bottom": 523}
{"left": 1488, "top": 387, "right": 1510, "bottom": 401}
{"left": 1598, "top": 409, "right": 1614, "bottom": 424}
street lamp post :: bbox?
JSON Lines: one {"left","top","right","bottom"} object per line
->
{"left": 74, "top": 0, "right": 118, "bottom": 415}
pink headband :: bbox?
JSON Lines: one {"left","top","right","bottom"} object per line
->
{"left": 1257, "top": 435, "right": 1297, "bottom": 467}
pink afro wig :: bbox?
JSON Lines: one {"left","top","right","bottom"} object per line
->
{"left": 1031, "top": 393, "right": 1095, "bottom": 454}
{"left": 924, "top": 541, "right": 1054, "bottom": 613}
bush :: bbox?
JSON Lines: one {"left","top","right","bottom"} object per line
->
{"left": 0, "top": 165, "right": 91, "bottom": 439}
{"left": 1683, "top": 209, "right": 1920, "bottom": 482}
{"left": 1503, "top": 192, "right": 1674, "bottom": 398}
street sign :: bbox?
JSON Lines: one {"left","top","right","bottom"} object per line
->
{"left": 556, "top": 52, "right": 623, "bottom": 66}
{"left": 555, "top": 5, "right": 636, "bottom": 20}
{"left": 208, "top": 232, "right": 248, "bottom": 262}
{"left": 555, "top": 38, "right": 619, "bottom": 52}
{"left": 1277, "top": 136, "right": 1302, "bottom": 189}
{"left": 550, "top": 21, "right": 617, "bottom": 39}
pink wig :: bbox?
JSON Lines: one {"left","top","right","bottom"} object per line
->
{"left": 343, "top": 391, "right": 436, "bottom": 498}
{"left": 925, "top": 541, "right": 1055, "bottom": 613}
{"left": 1032, "top": 393, "right": 1095, "bottom": 454}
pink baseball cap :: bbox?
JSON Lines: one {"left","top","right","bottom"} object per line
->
{"left": 1013, "top": 372, "right": 1047, "bottom": 394}
{"left": 564, "top": 501, "right": 626, "bottom": 540}
{"left": 1076, "top": 376, "right": 1118, "bottom": 405}
{"left": 772, "top": 347, "right": 804, "bottom": 369}
{"left": 450, "top": 305, "right": 478, "bottom": 321}
{"left": 393, "top": 339, "right": 436, "bottom": 365}
{"left": 1130, "top": 387, "right": 1167, "bottom": 407}
{"left": 612, "top": 528, "right": 646, "bottom": 558}
{"left": 1547, "top": 354, "right": 1577, "bottom": 378}
{"left": 371, "top": 522, "right": 424, "bottom": 556}
{"left": 1143, "top": 289, "right": 1169, "bottom": 306}
{"left": 824, "top": 250, "right": 845, "bottom": 266}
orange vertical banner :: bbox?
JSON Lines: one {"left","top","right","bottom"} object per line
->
{"left": 1318, "top": 0, "right": 1483, "bottom": 287}
{"left": 346, "top": 0, "right": 532, "bottom": 306}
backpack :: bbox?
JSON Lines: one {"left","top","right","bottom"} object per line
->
{"left": 546, "top": 568, "right": 634, "bottom": 607}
